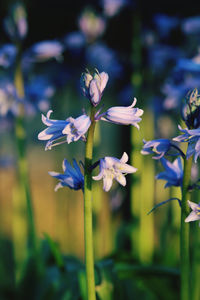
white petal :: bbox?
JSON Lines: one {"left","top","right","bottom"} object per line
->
{"left": 99, "top": 72, "right": 109, "bottom": 92}
{"left": 185, "top": 211, "right": 200, "bottom": 222}
{"left": 92, "top": 172, "right": 103, "bottom": 181}
{"left": 116, "top": 174, "right": 126, "bottom": 186}
{"left": 187, "top": 200, "right": 199, "bottom": 211}
{"left": 130, "top": 98, "right": 137, "bottom": 108}
{"left": 54, "top": 182, "right": 63, "bottom": 191}
{"left": 120, "top": 152, "right": 128, "bottom": 163}
{"left": 38, "top": 128, "right": 53, "bottom": 140}
{"left": 103, "top": 177, "right": 113, "bottom": 192}
{"left": 48, "top": 171, "right": 60, "bottom": 177}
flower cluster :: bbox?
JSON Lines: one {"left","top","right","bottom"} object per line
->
{"left": 38, "top": 69, "right": 143, "bottom": 192}
{"left": 141, "top": 88, "right": 200, "bottom": 224}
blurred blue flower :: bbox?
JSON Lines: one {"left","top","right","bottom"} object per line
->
{"left": 64, "top": 31, "right": 86, "bottom": 52}
{"left": 4, "top": 3, "right": 28, "bottom": 41}
{"left": 86, "top": 43, "right": 122, "bottom": 78}
{"left": 176, "top": 57, "right": 200, "bottom": 72}
{"left": 93, "top": 152, "right": 137, "bottom": 192}
{"left": 148, "top": 44, "right": 181, "bottom": 72}
{"left": 25, "top": 76, "right": 55, "bottom": 114}
{"left": 182, "top": 16, "right": 200, "bottom": 34}
{"left": 156, "top": 157, "right": 183, "bottom": 188}
{"left": 81, "top": 69, "right": 109, "bottom": 106}
{"left": 23, "top": 40, "right": 64, "bottom": 63}
{"left": 0, "top": 79, "right": 19, "bottom": 116}
{"left": 185, "top": 200, "right": 200, "bottom": 224}
{"left": 102, "top": 98, "right": 143, "bottom": 128}
{"left": 153, "top": 14, "right": 179, "bottom": 38}
{"left": 141, "top": 139, "right": 172, "bottom": 159}
{"left": 49, "top": 159, "right": 84, "bottom": 191}
{"left": 173, "top": 125, "right": 200, "bottom": 162}
{"left": 162, "top": 75, "right": 200, "bottom": 110}
{"left": 38, "top": 111, "right": 91, "bottom": 150}
{"left": 0, "top": 44, "right": 17, "bottom": 68}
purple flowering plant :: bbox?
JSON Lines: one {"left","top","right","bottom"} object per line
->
{"left": 141, "top": 88, "right": 200, "bottom": 219}
{"left": 38, "top": 68, "right": 143, "bottom": 300}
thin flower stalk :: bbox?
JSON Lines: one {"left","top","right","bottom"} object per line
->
{"left": 180, "top": 155, "right": 193, "bottom": 300}
{"left": 14, "top": 47, "right": 37, "bottom": 261}
{"left": 84, "top": 106, "right": 96, "bottom": 300}
{"left": 191, "top": 220, "right": 200, "bottom": 300}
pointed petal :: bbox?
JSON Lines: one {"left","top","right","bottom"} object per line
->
{"left": 187, "top": 200, "right": 199, "bottom": 211}
{"left": 120, "top": 152, "right": 128, "bottom": 163}
{"left": 185, "top": 211, "right": 200, "bottom": 222}
{"left": 103, "top": 177, "right": 113, "bottom": 192}
{"left": 116, "top": 174, "right": 126, "bottom": 186}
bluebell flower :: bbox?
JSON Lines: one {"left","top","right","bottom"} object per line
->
{"left": 173, "top": 125, "right": 200, "bottom": 162}
{"left": 102, "top": 98, "right": 143, "bottom": 128}
{"left": 23, "top": 40, "right": 64, "bottom": 63}
{"left": 38, "top": 110, "right": 69, "bottom": 150}
{"left": 62, "top": 114, "right": 91, "bottom": 143}
{"left": 141, "top": 139, "right": 172, "bottom": 159}
{"left": 155, "top": 157, "right": 183, "bottom": 188}
{"left": 0, "top": 44, "right": 17, "bottom": 68}
{"left": 185, "top": 200, "right": 200, "bottom": 224}
{"left": 49, "top": 159, "right": 84, "bottom": 191}
{"left": 93, "top": 152, "right": 137, "bottom": 192}
{"left": 81, "top": 69, "right": 109, "bottom": 106}
{"left": 4, "top": 3, "right": 28, "bottom": 41}
{"left": 38, "top": 110, "right": 91, "bottom": 150}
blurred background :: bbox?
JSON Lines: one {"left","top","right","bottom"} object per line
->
{"left": 0, "top": 0, "right": 200, "bottom": 299}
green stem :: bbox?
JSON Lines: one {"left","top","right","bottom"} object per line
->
{"left": 191, "top": 221, "right": 200, "bottom": 300}
{"left": 180, "top": 156, "right": 192, "bottom": 300}
{"left": 14, "top": 49, "right": 37, "bottom": 256}
{"left": 84, "top": 106, "right": 96, "bottom": 300}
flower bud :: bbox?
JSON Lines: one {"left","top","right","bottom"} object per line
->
{"left": 182, "top": 88, "right": 200, "bottom": 129}
{"left": 81, "top": 70, "right": 109, "bottom": 106}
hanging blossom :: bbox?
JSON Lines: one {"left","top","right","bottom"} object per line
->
{"left": 141, "top": 138, "right": 184, "bottom": 159}
{"left": 38, "top": 110, "right": 91, "bottom": 150}
{"left": 101, "top": 98, "right": 143, "bottom": 128}
{"left": 81, "top": 69, "right": 109, "bottom": 106}
{"left": 49, "top": 159, "right": 84, "bottom": 191}
{"left": 92, "top": 152, "right": 137, "bottom": 192}
{"left": 173, "top": 125, "right": 200, "bottom": 162}
{"left": 155, "top": 157, "right": 183, "bottom": 188}
{"left": 185, "top": 200, "right": 200, "bottom": 225}
{"left": 141, "top": 139, "right": 172, "bottom": 159}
